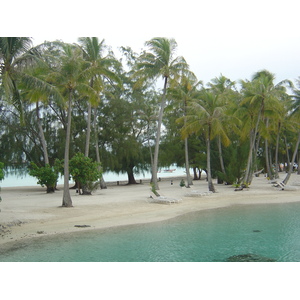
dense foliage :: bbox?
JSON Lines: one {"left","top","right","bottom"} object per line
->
{"left": 0, "top": 162, "right": 4, "bottom": 204}
{"left": 0, "top": 162, "right": 4, "bottom": 182}
{"left": 28, "top": 162, "right": 59, "bottom": 193}
{"left": 1, "top": 37, "right": 300, "bottom": 203}
{"left": 69, "top": 152, "right": 101, "bottom": 195}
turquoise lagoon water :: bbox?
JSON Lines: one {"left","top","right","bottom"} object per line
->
{"left": 1, "top": 167, "right": 187, "bottom": 187}
{"left": 1, "top": 202, "right": 300, "bottom": 262}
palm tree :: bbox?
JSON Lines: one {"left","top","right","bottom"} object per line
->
{"left": 20, "top": 58, "right": 62, "bottom": 166}
{"left": 183, "top": 90, "right": 230, "bottom": 192}
{"left": 47, "top": 42, "right": 99, "bottom": 207}
{"left": 78, "top": 37, "right": 121, "bottom": 189}
{"left": 207, "top": 75, "right": 238, "bottom": 179}
{"left": 0, "top": 37, "right": 34, "bottom": 120}
{"left": 239, "top": 70, "right": 291, "bottom": 184}
{"left": 169, "top": 73, "right": 201, "bottom": 187}
{"left": 283, "top": 78, "right": 300, "bottom": 184}
{"left": 135, "top": 37, "right": 189, "bottom": 191}
{"left": 78, "top": 37, "right": 120, "bottom": 155}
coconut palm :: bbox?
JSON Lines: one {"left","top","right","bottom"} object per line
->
{"left": 46, "top": 42, "right": 99, "bottom": 207}
{"left": 78, "top": 37, "right": 121, "bottom": 189}
{"left": 169, "top": 73, "right": 201, "bottom": 187}
{"left": 239, "top": 70, "right": 292, "bottom": 184}
{"left": 135, "top": 37, "right": 190, "bottom": 191}
{"left": 283, "top": 78, "right": 300, "bottom": 184}
{"left": 78, "top": 37, "right": 121, "bottom": 156}
{"left": 207, "top": 75, "right": 239, "bottom": 179}
{"left": 182, "top": 90, "right": 230, "bottom": 192}
{"left": 0, "top": 37, "right": 35, "bottom": 119}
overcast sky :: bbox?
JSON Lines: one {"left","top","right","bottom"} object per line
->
{"left": 8, "top": 0, "right": 300, "bottom": 86}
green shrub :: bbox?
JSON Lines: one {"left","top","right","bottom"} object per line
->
{"left": 69, "top": 153, "right": 102, "bottom": 195}
{"left": 180, "top": 179, "right": 185, "bottom": 187}
{"left": 28, "top": 162, "right": 59, "bottom": 193}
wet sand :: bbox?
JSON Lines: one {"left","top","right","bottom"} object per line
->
{"left": 1, "top": 173, "right": 300, "bottom": 247}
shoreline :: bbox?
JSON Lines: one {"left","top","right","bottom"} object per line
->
{"left": 1, "top": 173, "right": 300, "bottom": 250}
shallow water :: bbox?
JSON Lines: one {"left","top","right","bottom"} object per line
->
{"left": 1, "top": 202, "right": 300, "bottom": 262}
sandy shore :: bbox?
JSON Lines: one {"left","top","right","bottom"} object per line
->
{"left": 1, "top": 173, "right": 300, "bottom": 248}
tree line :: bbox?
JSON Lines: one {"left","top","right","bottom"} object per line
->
{"left": 1, "top": 37, "right": 300, "bottom": 207}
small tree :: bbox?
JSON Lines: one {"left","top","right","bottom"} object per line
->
{"left": 28, "top": 162, "right": 59, "bottom": 193}
{"left": 69, "top": 153, "right": 102, "bottom": 195}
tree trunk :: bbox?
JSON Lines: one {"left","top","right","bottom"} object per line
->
{"left": 85, "top": 101, "right": 92, "bottom": 157}
{"left": 274, "top": 123, "right": 281, "bottom": 179}
{"left": 198, "top": 168, "right": 202, "bottom": 180}
{"left": 264, "top": 118, "right": 274, "bottom": 180}
{"left": 93, "top": 107, "right": 107, "bottom": 189}
{"left": 206, "top": 127, "right": 216, "bottom": 193}
{"left": 62, "top": 91, "right": 73, "bottom": 207}
{"left": 184, "top": 136, "right": 192, "bottom": 187}
{"left": 148, "top": 138, "right": 154, "bottom": 182}
{"left": 152, "top": 76, "right": 168, "bottom": 191}
{"left": 265, "top": 137, "right": 272, "bottom": 179}
{"left": 183, "top": 99, "right": 192, "bottom": 187}
{"left": 193, "top": 167, "right": 199, "bottom": 180}
{"left": 284, "top": 136, "right": 291, "bottom": 172}
{"left": 244, "top": 115, "right": 261, "bottom": 184}
{"left": 127, "top": 168, "right": 137, "bottom": 184}
{"left": 217, "top": 136, "right": 226, "bottom": 175}
{"left": 46, "top": 186, "right": 55, "bottom": 193}
{"left": 283, "top": 131, "right": 300, "bottom": 184}
{"left": 36, "top": 102, "right": 49, "bottom": 165}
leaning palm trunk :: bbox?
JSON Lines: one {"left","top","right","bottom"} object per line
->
{"left": 62, "top": 92, "right": 73, "bottom": 207}
{"left": 93, "top": 107, "right": 107, "bottom": 189}
{"left": 244, "top": 109, "right": 262, "bottom": 184}
{"left": 85, "top": 101, "right": 92, "bottom": 157}
{"left": 82, "top": 101, "right": 93, "bottom": 194}
{"left": 265, "top": 138, "right": 273, "bottom": 179}
{"left": 152, "top": 77, "right": 168, "bottom": 191}
{"left": 184, "top": 136, "right": 192, "bottom": 187}
{"left": 217, "top": 136, "right": 226, "bottom": 175}
{"left": 264, "top": 118, "right": 274, "bottom": 180}
{"left": 206, "top": 128, "right": 216, "bottom": 193}
{"left": 283, "top": 131, "right": 300, "bottom": 185}
{"left": 184, "top": 112, "right": 192, "bottom": 187}
{"left": 36, "top": 102, "right": 49, "bottom": 165}
{"left": 274, "top": 124, "right": 281, "bottom": 179}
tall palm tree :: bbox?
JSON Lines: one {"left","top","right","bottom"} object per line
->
{"left": 182, "top": 90, "right": 230, "bottom": 192}
{"left": 239, "top": 70, "right": 291, "bottom": 184}
{"left": 283, "top": 78, "right": 300, "bottom": 184}
{"left": 135, "top": 37, "right": 189, "bottom": 191}
{"left": 169, "top": 73, "right": 201, "bottom": 187}
{"left": 78, "top": 37, "right": 121, "bottom": 189}
{"left": 78, "top": 37, "right": 120, "bottom": 156}
{"left": 207, "top": 75, "right": 238, "bottom": 178}
{"left": 20, "top": 57, "right": 63, "bottom": 166}
{"left": 47, "top": 42, "right": 99, "bottom": 207}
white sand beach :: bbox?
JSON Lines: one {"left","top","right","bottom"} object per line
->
{"left": 1, "top": 173, "right": 300, "bottom": 247}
